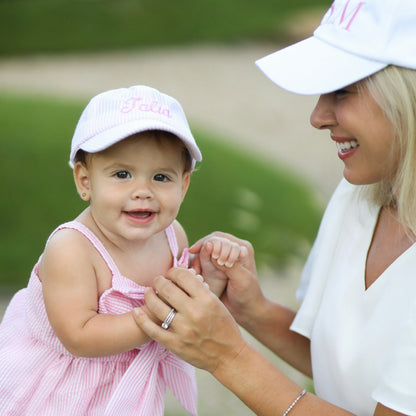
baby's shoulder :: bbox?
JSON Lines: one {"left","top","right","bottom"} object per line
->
{"left": 45, "top": 227, "right": 92, "bottom": 255}
{"left": 40, "top": 227, "right": 97, "bottom": 277}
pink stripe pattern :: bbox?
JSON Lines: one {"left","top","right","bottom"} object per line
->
{"left": 0, "top": 221, "right": 197, "bottom": 415}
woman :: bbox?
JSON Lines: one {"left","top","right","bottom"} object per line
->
{"left": 134, "top": 0, "right": 416, "bottom": 415}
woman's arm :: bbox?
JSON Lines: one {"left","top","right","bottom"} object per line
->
{"left": 242, "top": 296, "right": 312, "bottom": 377}
{"left": 212, "top": 340, "right": 353, "bottom": 416}
{"left": 40, "top": 229, "right": 150, "bottom": 357}
{"left": 134, "top": 269, "right": 405, "bottom": 416}
{"left": 191, "top": 232, "right": 312, "bottom": 376}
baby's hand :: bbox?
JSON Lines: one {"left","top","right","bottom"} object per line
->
{"left": 198, "top": 237, "right": 248, "bottom": 297}
{"left": 204, "top": 237, "right": 248, "bottom": 268}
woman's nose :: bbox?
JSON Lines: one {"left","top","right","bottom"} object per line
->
{"left": 310, "top": 94, "right": 337, "bottom": 130}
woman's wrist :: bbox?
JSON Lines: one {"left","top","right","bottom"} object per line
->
{"left": 212, "top": 340, "right": 305, "bottom": 416}
{"left": 211, "top": 339, "right": 253, "bottom": 391}
{"left": 234, "top": 293, "right": 272, "bottom": 333}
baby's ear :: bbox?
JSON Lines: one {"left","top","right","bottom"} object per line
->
{"left": 181, "top": 171, "right": 191, "bottom": 199}
{"left": 73, "top": 162, "right": 91, "bottom": 201}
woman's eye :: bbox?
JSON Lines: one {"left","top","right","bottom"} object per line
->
{"left": 334, "top": 89, "right": 348, "bottom": 96}
{"left": 115, "top": 171, "right": 131, "bottom": 179}
{"left": 154, "top": 174, "right": 169, "bottom": 182}
{"left": 334, "top": 84, "right": 358, "bottom": 97}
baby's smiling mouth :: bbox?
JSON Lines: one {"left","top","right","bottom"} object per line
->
{"left": 125, "top": 210, "right": 155, "bottom": 219}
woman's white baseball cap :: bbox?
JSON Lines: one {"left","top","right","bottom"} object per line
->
{"left": 69, "top": 85, "right": 202, "bottom": 168}
{"left": 256, "top": 0, "right": 416, "bottom": 95}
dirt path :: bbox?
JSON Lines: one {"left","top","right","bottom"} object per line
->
{"left": 0, "top": 43, "right": 341, "bottom": 414}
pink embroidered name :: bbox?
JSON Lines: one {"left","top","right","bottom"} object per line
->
{"left": 322, "top": 0, "right": 366, "bottom": 31}
{"left": 120, "top": 97, "right": 172, "bottom": 118}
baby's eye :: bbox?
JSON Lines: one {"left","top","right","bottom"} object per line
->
{"left": 115, "top": 170, "right": 131, "bottom": 179}
{"left": 154, "top": 173, "right": 169, "bottom": 182}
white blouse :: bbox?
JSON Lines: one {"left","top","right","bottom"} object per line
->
{"left": 291, "top": 179, "right": 416, "bottom": 416}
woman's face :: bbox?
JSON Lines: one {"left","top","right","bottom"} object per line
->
{"left": 310, "top": 83, "right": 397, "bottom": 185}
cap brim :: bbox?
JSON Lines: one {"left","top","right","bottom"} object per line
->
{"left": 255, "top": 36, "right": 387, "bottom": 95}
{"left": 70, "top": 119, "right": 202, "bottom": 168}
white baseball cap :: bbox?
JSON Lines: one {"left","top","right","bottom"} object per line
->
{"left": 256, "top": 0, "right": 416, "bottom": 95}
{"left": 69, "top": 85, "right": 202, "bottom": 169}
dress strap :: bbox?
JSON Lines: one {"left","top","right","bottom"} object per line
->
{"left": 165, "top": 224, "right": 179, "bottom": 259}
{"left": 165, "top": 223, "right": 189, "bottom": 267}
{"left": 48, "top": 221, "right": 121, "bottom": 277}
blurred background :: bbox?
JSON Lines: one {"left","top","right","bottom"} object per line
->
{"left": 0, "top": 0, "right": 342, "bottom": 414}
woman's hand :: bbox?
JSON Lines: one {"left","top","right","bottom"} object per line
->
{"left": 189, "top": 232, "right": 266, "bottom": 328}
{"left": 133, "top": 267, "right": 247, "bottom": 374}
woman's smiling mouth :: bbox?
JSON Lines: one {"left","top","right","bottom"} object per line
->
{"left": 331, "top": 136, "right": 360, "bottom": 160}
{"left": 336, "top": 140, "right": 359, "bottom": 153}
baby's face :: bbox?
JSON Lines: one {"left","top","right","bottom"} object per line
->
{"left": 78, "top": 133, "right": 190, "bottom": 243}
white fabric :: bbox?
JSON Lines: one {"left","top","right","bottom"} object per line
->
{"left": 69, "top": 85, "right": 202, "bottom": 168}
{"left": 256, "top": 0, "right": 416, "bottom": 95}
{"left": 291, "top": 179, "right": 416, "bottom": 415}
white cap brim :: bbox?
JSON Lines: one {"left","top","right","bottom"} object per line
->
{"left": 70, "top": 119, "right": 202, "bottom": 168}
{"left": 255, "top": 36, "right": 388, "bottom": 95}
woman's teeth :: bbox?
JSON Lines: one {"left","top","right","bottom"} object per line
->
{"left": 336, "top": 140, "right": 359, "bottom": 153}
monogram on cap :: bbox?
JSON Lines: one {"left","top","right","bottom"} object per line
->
{"left": 321, "top": 0, "right": 365, "bottom": 31}
{"left": 120, "top": 97, "right": 173, "bottom": 118}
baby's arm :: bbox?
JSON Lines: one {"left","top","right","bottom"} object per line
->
{"left": 196, "top": 236, "right": 248, "bottom": 297}
{"left": 39, "top": 229, "right": 152, "bottom": 357}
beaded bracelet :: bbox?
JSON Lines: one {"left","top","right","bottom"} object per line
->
{"left": 282, "top": 389, "right": 307, "bottom": 416}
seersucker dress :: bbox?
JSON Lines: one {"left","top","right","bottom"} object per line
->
{"left": 0, "top": 221, "right": 198, "bottom": 416}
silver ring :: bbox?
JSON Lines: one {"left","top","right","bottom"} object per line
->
{"left": 161, "top": 308, "right": 176, "bottom": 330}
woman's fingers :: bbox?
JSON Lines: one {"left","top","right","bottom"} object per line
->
{"left": 142, "top": 286, "right": 176, "bottom": 325}
{"left": 134, "top": 271, "right": 246, "bottom": 373}
{"left": 143, "top": 273, "right": 206, "bottom": 326}
{"left": 134, "top": 304, "right": 176, "bottom": 347}
{"left": 155, "top": 268, "right": 209, "bottom": 305}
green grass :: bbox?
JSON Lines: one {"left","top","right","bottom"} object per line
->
{"left": 0, "top": 93, "right": 321, "bottom": 289}
{"left": 0, "top": 0, "right": 330, "bottom": 56}
{"left": 181, "top": 133, "right": 321, "bottom": 265}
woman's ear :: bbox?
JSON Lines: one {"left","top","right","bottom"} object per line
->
{"left": 73, "top": 161, "right": 91, "bottom": 201}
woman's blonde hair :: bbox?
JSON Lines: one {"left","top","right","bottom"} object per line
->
{"left": 359, "top": 65, "right": 416, "bottom": 237}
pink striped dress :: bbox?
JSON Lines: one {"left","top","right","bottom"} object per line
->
{"left": 0, "top": 221, "right": 198, "bottom": 415}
